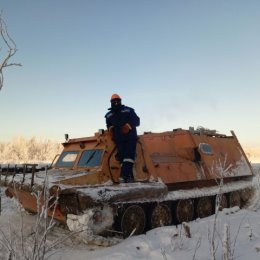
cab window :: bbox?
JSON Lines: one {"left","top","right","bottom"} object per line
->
{"left": 55, "top": 151, "right": 78, "bottom": 167}
{"left": 78, "top": 149, "right": 103, "bottom": 167}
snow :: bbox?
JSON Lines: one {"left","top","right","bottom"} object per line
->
{"left": 0, "top": 163, "right": 260, "bottom": 260}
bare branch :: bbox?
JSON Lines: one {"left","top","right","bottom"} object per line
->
{"left": 0, "top": 13, "right": 21, "bottom": 91}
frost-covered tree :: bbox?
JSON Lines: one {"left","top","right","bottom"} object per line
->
{"left": 1, "top": 136, "right": 28, "bottom": 162}
{"left": 0, "top": 142, "right": 4, "bottom": 153}
{"left": 27, "top": 136, "right": 39, "bottom": 161}
{"left": 0, "top": 136, "right": 62, "bottom": 163}
{"left": 0, "top": 12, "right": 21, "bottom": 91}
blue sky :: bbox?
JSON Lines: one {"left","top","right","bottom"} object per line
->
{"left": 0, "top": 0, "right": 259, "bottom": 146}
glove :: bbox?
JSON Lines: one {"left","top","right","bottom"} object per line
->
{"left": 121, "top": 123, "right": 132, "bottom": 134}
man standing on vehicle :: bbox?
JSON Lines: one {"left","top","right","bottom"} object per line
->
{"left": 105, "top": 94, "right": 140, "bottom": 183}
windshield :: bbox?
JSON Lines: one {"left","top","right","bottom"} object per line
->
{"left": 77, "top": 149, "right": 103, "bottom": 167}
{"left": 55, "top": 151, "right": 78, "bottom": 168}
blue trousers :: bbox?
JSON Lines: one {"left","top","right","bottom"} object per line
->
{"left": 115, "top": 139, "right": 136, "bottom": 181}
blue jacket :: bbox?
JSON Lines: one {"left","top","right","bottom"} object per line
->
{"left": 105, "top": 105, "right": 140, "bottom": 142}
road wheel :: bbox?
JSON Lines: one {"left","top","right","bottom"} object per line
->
{"left": 196, "top": 197, "right": 213, "bottom": 218}
{"left": 240, "top": 187, "right": 254, "bottom": 207}
{"left": 175, "top": 199, "right": 194, "bottom": 224}
{"left": 218, "top": 194, "right": 228, "bottom": 211}
{"left": 121, "top": 205, "right": 146, "bottom": 238}
{"left": 149, "top": 203, "right": 172, "bottom": 229}
{"left": 229, "top": 191, "right": 241, "bottom": 208}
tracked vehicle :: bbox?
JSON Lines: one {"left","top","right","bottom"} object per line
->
{"left": 1, "top": 127, "right": 254, "bottom": 237}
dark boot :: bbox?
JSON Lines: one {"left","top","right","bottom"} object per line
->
{"left": 120, "top": 161, "right": 134, "bottom": 183}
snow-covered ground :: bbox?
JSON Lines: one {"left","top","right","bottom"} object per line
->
{"left": 1, "top": 164, "right": 260, "bottom": 260}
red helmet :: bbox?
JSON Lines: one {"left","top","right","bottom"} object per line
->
{"left": 110, "top": 94, "right": 121, "bottom": 101}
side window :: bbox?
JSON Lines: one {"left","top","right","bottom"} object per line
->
{"left": 55, "top": 151, "right": 78, "bottom": 167}
{"left": 78, "top": 149, "right": 103, "bottom": 167}
{"left": 199, "top": 143, "right": 213, "bottom": 155}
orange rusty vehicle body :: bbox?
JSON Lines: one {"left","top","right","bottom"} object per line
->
{"left": 51, "top": 128, "right": 253, "bottom": 187}
{"left": 1, "top": 127, "right": 254, "bottom": 237}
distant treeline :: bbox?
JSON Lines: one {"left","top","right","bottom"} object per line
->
{"left": 244, "top": 146, "right": 260, "bottom": 164}
{"left": 0, "top": 136, "right": 62, "bottom": 163}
